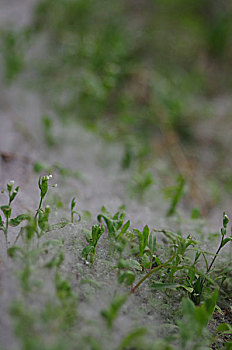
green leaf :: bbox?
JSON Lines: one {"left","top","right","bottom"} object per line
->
{"left": 217, "top": 323, "right": 232, "bottom": 332}
{"left": 9, "top": 186, "right": 19, "bottom": 203}
{"left": 1, "top": 205, "right": 11, "bottom": 218}
{"left": 223, "top": 212, "right": 229, "bottom": 228}
{"left": 0, "top": 215, "right": 4, "bottom": 231}
{"left": 119, "top": 220, "right": 130, "bottom": 237}
{"left": 117, "top": 328, "right": 147, "bottom": 350}
{"left": 143, "top": 225, "right": 149, "bottom": 247}
{"left": 9, "top": 214, "right": 29, "bottom": 227}
{"left": 38, "top": 176, "right": 49, "bottom": 199}
{"left": 91, "top": 224, "right": 104, "bottom": 247}
{"left": 7, "top": 246, "right": 23, "bottom": 258}
{"left": 204, "top": 289, "right": 218, "bottom": 318}
{"left": 135, "top": 229, "right": 144, "bottom": 256}
{"left": 148, "top": 231, "right": 156, "bottom": 254}
{"left": 221, "top": 237, "right": 232, "bottom": 247}
{"left": 167, "top": 175, "right": 185, "bottom": 216}
{"left": 82, "top": 246, "right": 94, "bottom": 260}
{"left": 38, "top": 207, "right": 50, "bottom": 231}
{"left": 101, "top": 294, "right": 127, "bottom": 328}
{"left": 97, "top": 214, "right": 116, "bottom": 237}
{"left": 71, "top": 197, "right": 76, "bottom": 211}
{"left": 118, "top": 270, "right": 135, "bottom": 285}
{"left": 181, "top": 285, "right": 194, "bottom": 293}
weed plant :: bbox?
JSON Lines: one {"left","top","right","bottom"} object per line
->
{"left": 1, "top": 178, "right": 232, "bottom": 349}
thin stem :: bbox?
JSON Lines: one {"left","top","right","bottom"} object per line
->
{"left": 35, "top": 197, "right": 43, "bottom": 219}
{"left": 207, "top": 239, "right": 223, "bottom": 274}
{"left": 131, "top": 265, "right": 164, "bottom": 293}
{"left": 4, "top": 230, "right": 8, "bottom": 249}
{"left": 5, "top": 217, "right": 9, "bottom": 249}
{"left": 130, "top": 263, "right": 217, "bottom": 294}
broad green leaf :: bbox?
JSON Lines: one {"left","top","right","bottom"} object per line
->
{"left": 136, "top": 229, "right": 144, "bottom": 256}
{"left": 148, "top": 231, "right": 156, "bottom": 254}
{"left": 217, "top": 323, "right": 232, "bottom": 332}
{"left": 9, "top": 214, "right": 29, "bottom": 227}
{"left": 221, "top": 237, "right": 232, "bottom": 247}
{"left": 182, "top": 298, "right": 195, "bottom": 316}
{"left": 204, "top": 289, "right": 218, "bottom": 317}
{"left": 143, "top": 225, "right": 149, "bottom": 247}
{"left": 1, "top": 205, "right": 11, "bottom": 218}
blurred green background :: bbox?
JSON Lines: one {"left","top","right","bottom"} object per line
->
{"left": 1, "top": 0, "right": 232, "bottom": 214}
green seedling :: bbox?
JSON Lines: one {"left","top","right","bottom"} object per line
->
{"left": 70, "top": 197, "right": 81, "bottom": 223}
{"left": 207, "top": 212, "right": 231, "bottom": 274}
{"left": 133, "top": 226, "right": 160, "bottom": 272}
{"left": 177, "top": 289, "right": 218, "bottom": 349}
{"left": 117, "top": 328, "right": 147, "bottom": 350}
{"left": 55, "top": 272, "right": 75, "bottom": 301}
{"left": 97, "top": 206, "right": 127, "bottom": 240}
{"left": 117, "top": 258, "right": 142, "bottom": 286}
{"left": 101, "top": 294, "right": 128, "bottom": 329}
{"left": 0, "top": 181, "right": 29, "bottom": 248}
{"left": 130, "top": 228, "right": 213, "bottom": 296}
{"left": 129, "top": 170, "right": 154, "bottom": 200}
{"left": 135, "top": 225, "right": 149, "bottom": 257}
{"left": 35, "top": 174, "right": 55, "bottom": 219}
{"left": 190, "top": 212, "right": 232, "bottom": 304}
{"left": 166, "top": 175, "right": 185, "bottom": 216}
{"left": 82, "top": 224, "right": 105, "bottom": 263}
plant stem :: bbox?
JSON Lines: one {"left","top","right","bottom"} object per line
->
{"left": 131, "top": 265, "right": 164, "bottom": 293}
{"left": 207, "top": 239, "right": 223, "bottom": 274}
{"left": 35, "top": 197, "right": 43, "bottom": 219}
{"left": 130, "top": 263, "right": 217, "bottom": 294}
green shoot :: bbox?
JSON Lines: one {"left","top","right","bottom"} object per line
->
{"left": 70, "top": 197, "right": 81, "bottom": 223}
{"left": 101, "top": 294, "right": 128, "bottom": 329}
{"left": 166, "top": 175, "right": 185, "bottom": 216}
{"left": 82, "top": 224, "right": 105, "bottom": 263}
{"left": 0, "top": 181, "right": 28, "bottom": 248}
{"left": 35, "top": 174, "right": 54, "bottom": 219}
